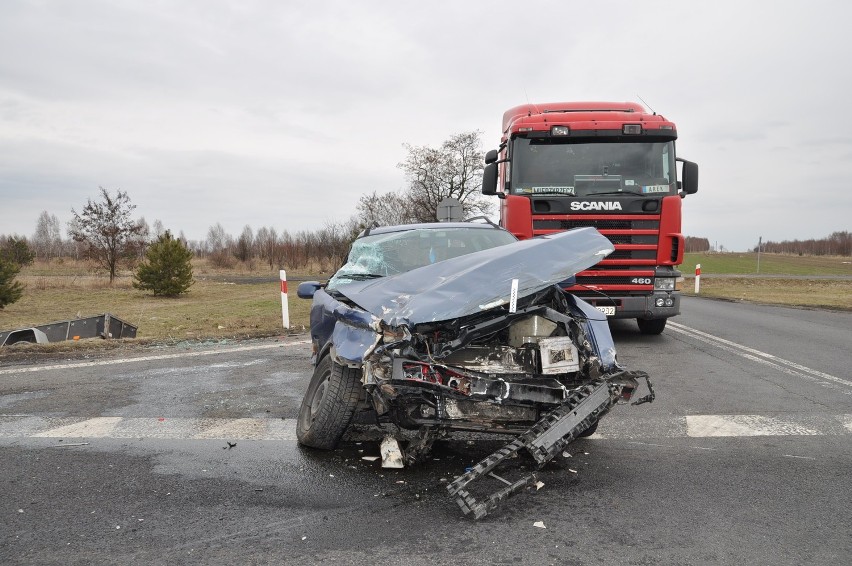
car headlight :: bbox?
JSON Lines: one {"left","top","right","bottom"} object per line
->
{"left": 654, "top": 277, "right": 676, "bottom": 291}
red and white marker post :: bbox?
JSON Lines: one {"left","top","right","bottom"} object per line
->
{"left": 280, "top": 269, "right": 290, "bottom": 329}
{"left": 694, "top": 264, "right": 701, "bottom": 294}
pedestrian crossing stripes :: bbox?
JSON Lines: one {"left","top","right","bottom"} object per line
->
{"left": 1, "top": 414, "right": 850, "bottom": 441}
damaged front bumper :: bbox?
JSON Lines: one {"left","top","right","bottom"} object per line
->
{"left": 447, "top": 370, "right": 653, "bottom": 519}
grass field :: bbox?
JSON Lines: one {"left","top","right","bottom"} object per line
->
{"left": 682, "top": 278, "right": 851, "bottom": 310}
{"left": 1, "top": 259, "right": 315, "bottom": 343}
{"left": 1, "top": 253, "right": 849, "bottom": 350}
{"left": 682, "top": 252, "right": 852, "bottom": 276}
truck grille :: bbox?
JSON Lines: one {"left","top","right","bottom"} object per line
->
{"left": 534, "top": 219, "right": 659, "bottom": 230}
{"left": 575, "top": 276, "right": 650, "bottom": 286}
{"left": 607, "top": 250, "right": 656, "bottom": 260}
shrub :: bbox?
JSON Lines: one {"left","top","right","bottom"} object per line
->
{"left": 0, "top": 258, "right": 24, "bottom": 309}
{"left": 133, "top": 231, "right": 194, "bottom": 296}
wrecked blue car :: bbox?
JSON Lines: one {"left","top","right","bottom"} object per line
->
{"left": 297, "top": 222, "right": 653, "bottom": 518}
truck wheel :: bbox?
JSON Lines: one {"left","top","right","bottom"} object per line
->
{"left": 296, "top": 355, "right": 362, "bottom": 450}
{"left": 637, "top": 318, "right": 667, "bottom": 335}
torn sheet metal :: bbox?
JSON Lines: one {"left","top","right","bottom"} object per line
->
{"left": 335, "top": 228, "right": 613, "bottom": 327}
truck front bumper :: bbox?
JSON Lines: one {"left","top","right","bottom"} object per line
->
{"left": 580, "top": 291, "right": 681, "bottom": 320}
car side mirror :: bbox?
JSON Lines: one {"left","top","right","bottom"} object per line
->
{"left": 297, "top": 281, "right": 323, "bottom": 299}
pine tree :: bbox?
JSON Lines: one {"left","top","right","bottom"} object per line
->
{"left": 133, "top": 231, "right": 194, "bottom": 296}
{"left": 0, "top": 258, "right": 24, "bottom": 309}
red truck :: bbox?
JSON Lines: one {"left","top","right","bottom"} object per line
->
{"left": 482, "top": 101, "right": 698, "bottom": 334}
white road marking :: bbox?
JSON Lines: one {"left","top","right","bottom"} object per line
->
{"left": 33, "top": 416, "right": 123, "bottom": 438}
{"left": 667, "top": 322, "right": 852, "bottom": 392}
{"left": 0, "top": 339, "right": 311, "bottom": 376}
{"left": 0, "top": 414, "right": 848, "bottom": 441}
{"left": 686, "top": 415, "right": 820, "bottom": 437}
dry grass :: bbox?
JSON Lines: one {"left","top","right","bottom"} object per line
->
{"left": 683, "top": 278, "right": 852, "bottom": 310}
{"left": 1, "top": 274, "right": 312, "bottom": 341}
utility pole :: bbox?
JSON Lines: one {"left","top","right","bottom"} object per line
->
{"left": 757, "top": 236, "right": 762, "bottom": 274}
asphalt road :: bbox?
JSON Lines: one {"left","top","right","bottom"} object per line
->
{"left": 1, "top": 297, "right": 850, "bottom": 565}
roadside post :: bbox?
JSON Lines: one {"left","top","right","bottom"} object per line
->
{"left": 280, "top": 270, "right": 290, "bottom": 329}
{"left": 695, "top": 264, "right": 701, "bottom": 294}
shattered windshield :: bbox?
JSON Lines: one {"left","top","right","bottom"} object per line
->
{"left": 328, "top": 227, "right": 517, "bottom": 290}
{"left": 510, "top": 139, "right": 676, "bottom": 197}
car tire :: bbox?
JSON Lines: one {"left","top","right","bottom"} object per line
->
{"left": 637, "top": 317, "right": 667, "bottom": 335}
{"left": 577, "top": 419, "right": 599, "bottom": 438}
{"left": 296, "top": 355, "right": 362, "bottom": 450}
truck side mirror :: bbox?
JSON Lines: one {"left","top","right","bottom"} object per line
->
{"left": 484, "top": 149, "right": 499, "bottom": 165}
{"left": 677, "top": 158, "right": 699, "bottom": 196}
{"left": 482, "top": 162, "right": 499, "bottom": 196}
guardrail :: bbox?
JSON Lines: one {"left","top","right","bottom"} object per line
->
{"left": 0, "top": 313, "right": 137, "bottom": 347}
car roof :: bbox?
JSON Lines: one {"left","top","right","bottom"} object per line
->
{"left": 363, "top": 221, "right": 509, "bottom": 238}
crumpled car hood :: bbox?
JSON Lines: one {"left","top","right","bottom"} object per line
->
{"left": 334, "top": 227, "right": 614, "bottom": 328}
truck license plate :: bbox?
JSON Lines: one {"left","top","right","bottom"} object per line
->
{"left": 596, "top": 306, "right": 616, "bottom": 316}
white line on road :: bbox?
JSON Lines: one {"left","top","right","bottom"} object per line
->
{"left": 1, "top": 414, "right": 850, "bottom": 441}
{"left": 0, "top": 339, "right": 312, "bottom": 376}
{"left": 667, "top": 321, "right": 852, "bottom": 391}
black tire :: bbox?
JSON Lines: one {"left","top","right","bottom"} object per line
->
{"left": 637, "top": 317, "right": 667, "bottom": 335}
{"left": 577, "top": 419, "right": 599, "bottom": 438}
{"left": 296, "top": 355, "right": 362, "bottom": 449}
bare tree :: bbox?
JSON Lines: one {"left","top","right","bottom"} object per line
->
{"left": 235, "top": 225, "right": 254, "bottom": 262}
{"left": 69, "top": 187, "right": 146, "bottom": 282}
{"left": 398, "top": 131, "right": 493, "bottom": 222}
{"left": 206, "top": 223, "right": 234, "bottom": 268}
{"left": 356, "top": 190, "right": 416, "bottom": 227}
{"left": 152, "top": 219, "right": 165, "bottom": 240}
{"left": 33, "top": 211, "right": 62, "bottom": 260}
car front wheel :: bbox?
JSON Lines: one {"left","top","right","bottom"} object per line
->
{"left": 296, "top": 355, "right": 362, "bottom": 450}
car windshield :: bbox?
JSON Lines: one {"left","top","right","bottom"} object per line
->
{"left": 328, "top": 227, "right": 517, "bottom": 289}
{"left": 510, "top": 139, "right": 676, "bottom": 197}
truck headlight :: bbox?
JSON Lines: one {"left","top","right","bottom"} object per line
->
{"left": 654, "top": 277, "right": 676, "bottom": 291}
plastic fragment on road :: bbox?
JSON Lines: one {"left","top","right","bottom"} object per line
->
{"left": 361, "top": 456, "right": 380, "bottom": 462}
{"left": 533, "top": 521, "right": 546, "bottom": 529}
{"left": 535, "top": 481, "right": 545, "bottom": 491}
{"left": 562, "top": 451, "right": 572, "bottom": 458}
{"left": 568, "top": 468, "right": 578, "bottom": 474}
{"left": 380, "top": 436, "right": 404, "bottom": 468}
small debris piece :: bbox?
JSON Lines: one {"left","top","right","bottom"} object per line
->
{"left": 562, "top": 451, "right": 572, "bottom": 458}
{"left": 533, "top": 521, "right": 546, "bottom": 529}
{"left": 361, "top": 456, "right": 380, "bottom": 462}
{"left": 380, "top": 436, "right": 404, "bottom": 469}
{"left": 488, "top": 472, "right": 512, "bottom": 486}
{"left": 226, "top": 442, "right": 237, "bottom": 449}
{"left": 54, "top": 442, "right": 89, "bottom": 447}
{"left": 535, "top": 481, "right": 545, "bottom": 491}
{"left": 17, "top": 509, "right": 24, "bottom": 513}
{"left": 301, "top": 536, "right": 307, "bottom": 541}
{"left": 568, "top": 469, "right": 578, "bottom": 474}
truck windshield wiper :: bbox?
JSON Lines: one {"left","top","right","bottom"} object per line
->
{"left": 585, "top": 189, "right": 644, "bottom": 196}
{"left": 527, "top": 189, "right": 576, "bottom": 195}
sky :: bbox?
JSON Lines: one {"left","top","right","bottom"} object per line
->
{"left": 1, "top": 0, "right": 850, "bottom": 252}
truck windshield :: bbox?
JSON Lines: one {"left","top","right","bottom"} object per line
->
{"left": 510, "top": 139, "right": 676, "bottom": 197}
